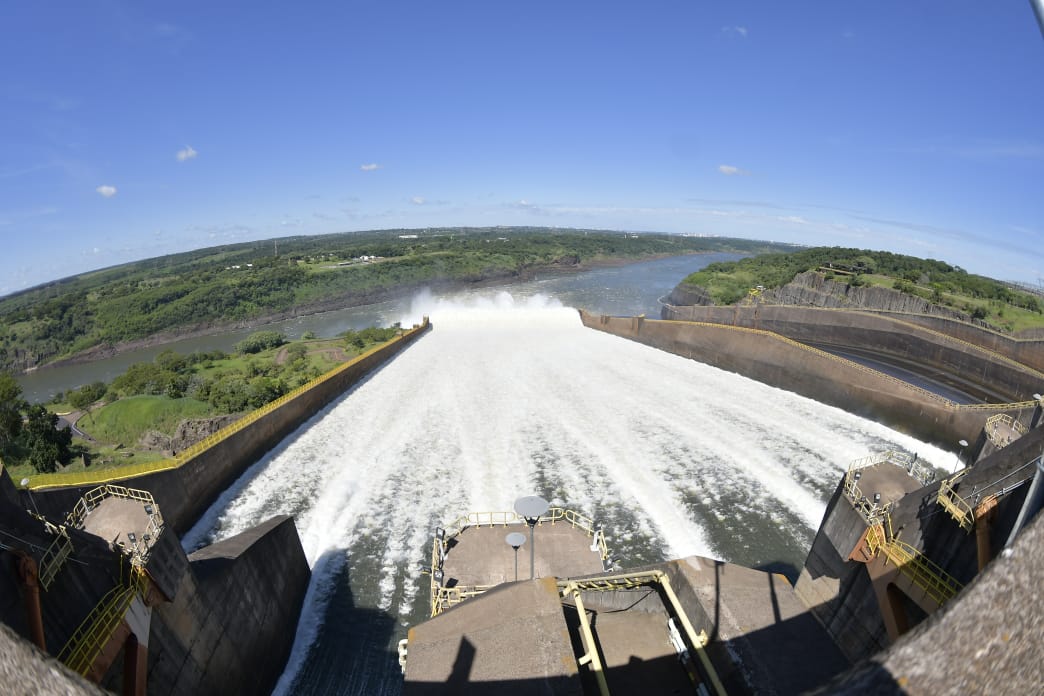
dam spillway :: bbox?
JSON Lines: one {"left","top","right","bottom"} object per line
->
{"left": 183, "top": 294, "right": 955, "bottom": 695}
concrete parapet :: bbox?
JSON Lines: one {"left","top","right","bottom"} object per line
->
{"left": 405, "top": 577, "right": 582, "bottom": 695}
{"left": 660, "top": 304, "right": 1044, "bottom": 403}
{"left": 580, "top": 310, "right": 1030, "bottom": 448}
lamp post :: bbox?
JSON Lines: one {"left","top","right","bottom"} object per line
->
{"left": 953, "top": 439, "right": 969, "bottom": 474}
{"left": 514, "top": 495, "right": 549, "bottom": 580}
{"left": 505, "top": 532, "right": 526, "bottom": 582}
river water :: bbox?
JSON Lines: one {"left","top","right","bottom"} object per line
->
{"left": 16, "top": 253, "right": 725, "bottom": 404}
{"left": 175, "top": 274, "right": 954, "bottom": 694}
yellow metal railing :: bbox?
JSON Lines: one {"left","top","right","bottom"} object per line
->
{"left": 865, "top": 518, "right": 963, "bottom": 607}
{"left": 65, "top": 484, "right": 165, "bottom": 565}
{"left": 21, "top": 321, "right": 428, "bottom": 491}
{"left": 937, "top": 473, "right": 975, "bottom": 531}
{"left": 559, "top": 570, "right": 727, "bottom": 696}
{"left": 985, "top": 413, "right": 1028, "bottom": 449}
{"left": 58, "top": 563, "right": 147, "bottom": 677}
{"left": 429, "top": 506, "right": 612, "bottom": 616}
{"left": 39, "top": 526, "right": 73, "bottom": 590}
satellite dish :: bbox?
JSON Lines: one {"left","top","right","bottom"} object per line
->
{"left": 514, "top": 495, "right": 549, "bottom": 520}
{"left": 506, "top": 532, "right": 526, "bottom": 549}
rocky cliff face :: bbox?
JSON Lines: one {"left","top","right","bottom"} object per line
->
{"left": 140, "top": 414, "right": 242, "bottom": 454}
{"left": 765, "top": 272, "right": 974, "bottom": 319}
{"left": 671, "top": 271, "right": 985, "bottom": 325}
{"left": 666, "top": 282, "right": 716, "bottom": 307}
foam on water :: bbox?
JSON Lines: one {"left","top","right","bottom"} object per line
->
{"left": 186, "top": 292, "right": 955, "bottom": 694}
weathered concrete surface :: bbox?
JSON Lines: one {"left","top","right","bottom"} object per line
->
{"left": 25, "top": 321, "right": 431, "bottom": 536}
{"left": 81, "top": 497, "right": 152, "bottom": 550}
{"left": 146, "top": 515, "right": 310, "bottom": 696}
{"left": 668, "top": 556, "right": 850, "bottom": 695}
{"left": 443, "top": 523, "right": 603, "bottom": 587}
{"left": 580, "top": 310, "right": 1003, "bottom": 448}
{"left": 0, "top": 622, "right": 107, "bottom": 696}
{"left": 659, "top": 304, "right": 1044, "bottom": 403}
{"left": 405, "top": 577, "right": 582, "bottom": 695}
{"left": 407, "top": 552, "right": 849, "bottom": 695}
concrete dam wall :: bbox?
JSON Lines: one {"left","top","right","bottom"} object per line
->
{"left": 659, "top": 304, "right": 1044, "bottom": 404}
{"left": 579, "top": 310, "right": 1034, "bottom": 449}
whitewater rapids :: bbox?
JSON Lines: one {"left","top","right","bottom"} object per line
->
{"left": 183, "top": 292, "right": 954, "bottom": 694}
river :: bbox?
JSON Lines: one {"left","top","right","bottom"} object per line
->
{"left": 15, "top": 253, "right": 729, "bottom": 404}
{"left": 175, "top": 283, "right": 954, "bottom": 695}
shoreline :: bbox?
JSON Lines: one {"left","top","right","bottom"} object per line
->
{"left": 31, "top": 251, "right": 711, "bottom": 373}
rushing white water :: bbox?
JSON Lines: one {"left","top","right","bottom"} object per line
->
{"left": 183, "top": 292, "right": 954, "bottom": 694}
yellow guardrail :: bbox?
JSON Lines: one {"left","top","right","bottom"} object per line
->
{"left": 937, "top": 474, "right": 975, "bottom": 531}
{"left": 429, "top": 506, "right": 612, "bottom": 617}
{"left": 653, "top": 315, "right": 1040, "bottom": 413}
{"left": 559, "top": 570, "right": 727, "bottom": 696}
{"left": 64, "top": 484, "right": 165, "bottom": 565}
{"left": 20, "top": 322, "right": 428, "bottom": 491}
{"left": 39, "top": 526, "right": 73, "bottom": 590}
{"left": 985, "top": 413, "right": 1028, "bottom": 449}
{"left": 58, "top": 562, "right": 147, "bottom": 677}
{"left": 866, "top": 524, "right": 963, "bottom": 606}
{"left": 865, "top": 516, "right": 963, "bottom": 607}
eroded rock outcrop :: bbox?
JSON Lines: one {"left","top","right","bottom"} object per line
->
{"left": 139, "top": 414, "right": 242, "bottom": 453}
{"left": 671, "top": 271, "right": 997, "bottom": 328}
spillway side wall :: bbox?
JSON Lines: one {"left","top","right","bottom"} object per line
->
{"left": 660, "top": 304, "right": 1043, "bottom": 402}
{"left": 146, "top": 515, "right": 310, "bottom": 696}
{"left": 25, "top": 321, "right": 431, "bottom": 535}
{"left": 851, "top": 311, "right": 1044, "bottom": 373}
{"left": 580, "top": 311, "right": 989, "bottom": 448}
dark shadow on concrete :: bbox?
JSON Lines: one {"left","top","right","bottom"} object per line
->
{"left": 754, "top": 559, "right": 800, "bottom": 584}
{"left": 447, "top": 638, "right": 476, "bottom": 689}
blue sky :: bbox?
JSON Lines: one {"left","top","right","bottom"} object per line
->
{"left": 2, "top": 2, "right": 1042, "bottom": 295}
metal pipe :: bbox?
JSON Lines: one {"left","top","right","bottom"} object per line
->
{"left": 15, "top": 551, "right": 46, "bottom": 652}
{"left": 562, "top": 582, "right": 610, "bottom": 696}
{"left": 658, "top": 572, "right": 728, "bottom": 696}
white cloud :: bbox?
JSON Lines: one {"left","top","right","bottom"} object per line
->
{"left": 718, "top": 164, "right": 749, "bottom": 176}
{"left": 96, "top": 185, "right": 117, "bottom": 198}
{"left": 722, "top": 26, "right": 748, "bottom": 38}
{"left": 411, "top": 196, "right": 426, "bottom": 205}
{"left": 360, "top": 163, "right": 381, "bottom": 171}
{"left": 176, "top": 145, "right": 198, "bottom": 162}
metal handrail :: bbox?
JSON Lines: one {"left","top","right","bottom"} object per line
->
{"left": 58, "top": 564, "right": 147, "bottom": 676}
{"left": 39, "top": 526, "right": 73, "bottom": 590}
{"left": 985, "top": 413, "right": 1028, "bottom": 449}
{"left": 428, "top": 507, "right": 612, "bottom": 616}
{"left": 865, "top": 518, "right": 963, "bottom": 606}
{"left": 65, "top": 484, "right": 165, "bottom": 565}
{"left": 559, "top": 570, "right": 727, "bottom": 696}
{"left": 937, "top": 472, "right": 975, "bottom": 531}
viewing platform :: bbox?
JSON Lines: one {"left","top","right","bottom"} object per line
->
{"left": 427, "top": 507, "right": 610, "bottom": 617}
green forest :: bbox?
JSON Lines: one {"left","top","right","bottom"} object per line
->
{"left": 0, "top": 326, "right": 401, "bottom": 479}
{"left": 679, "top": 247, "right": 1043, "bottom": 332}
{"left": 0, "top": 228, "right": 788, "bottom": 372}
